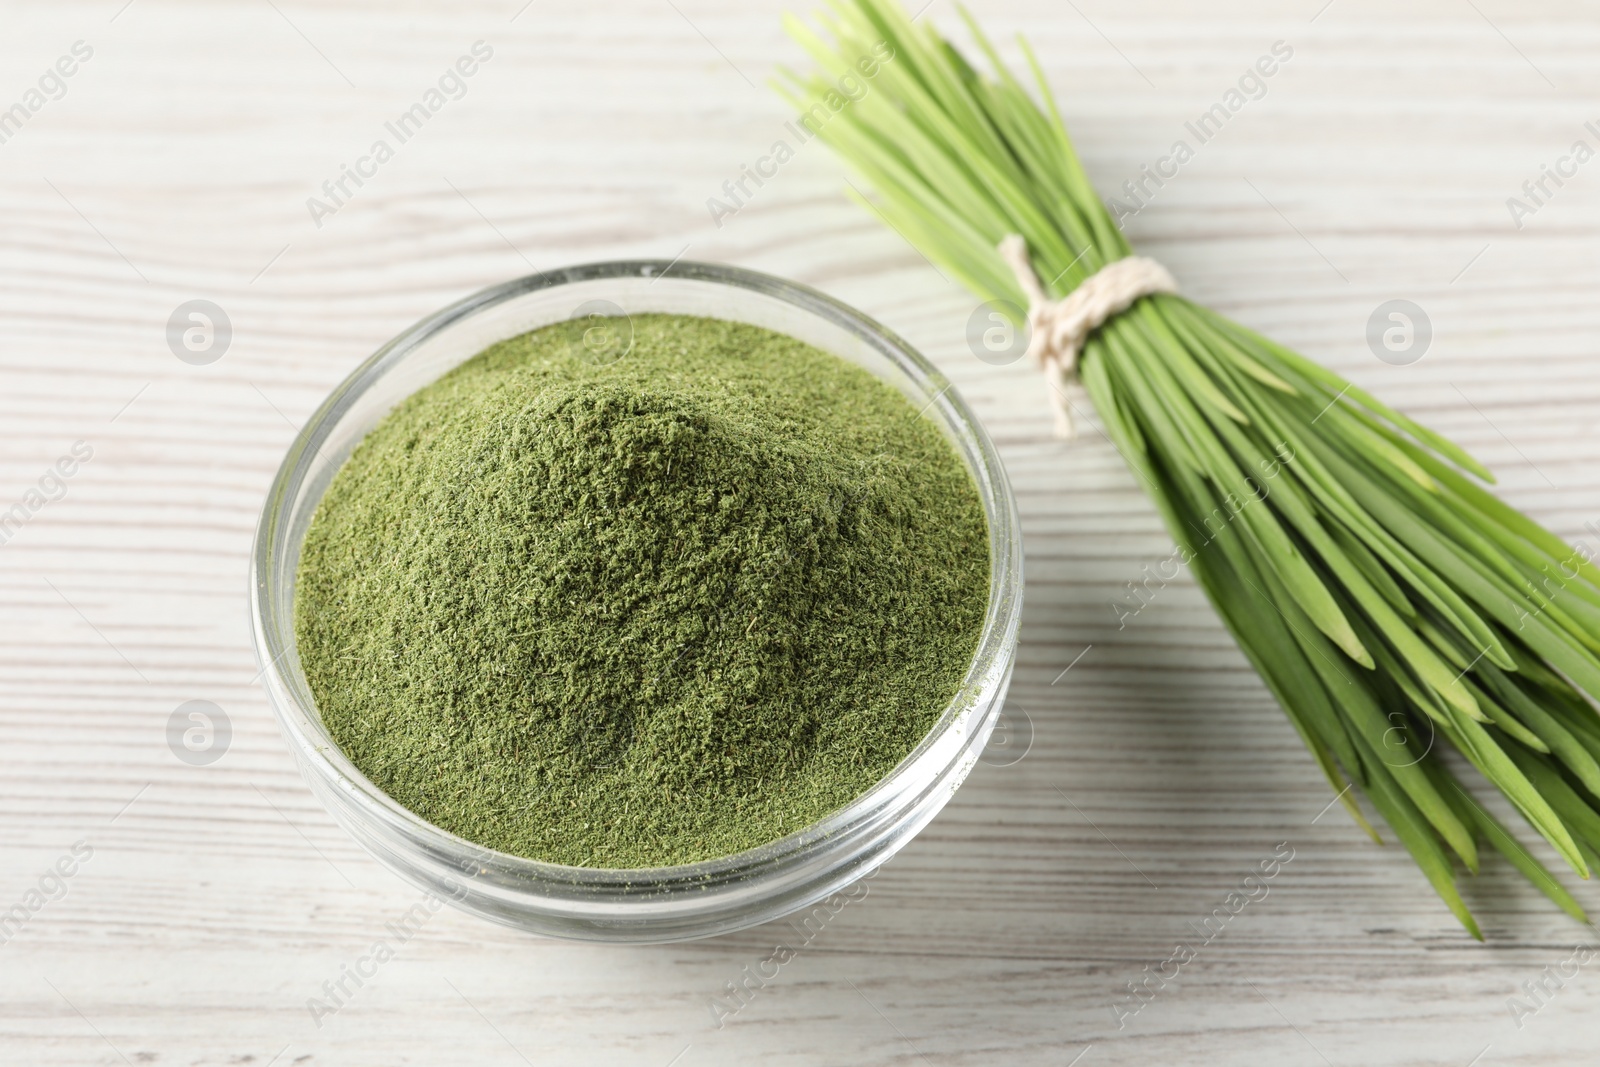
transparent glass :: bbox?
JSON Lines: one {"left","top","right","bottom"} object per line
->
{"left": 250, "top": 260, "right": 1023, "bottom": 943}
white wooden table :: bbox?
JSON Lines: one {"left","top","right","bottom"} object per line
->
{"left": 4, "top": 0, "right": 1599, "bottom": 1063}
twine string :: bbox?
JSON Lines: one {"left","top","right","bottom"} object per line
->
{"left": 997, "top": 234, "right": 1178, "bottom": 438}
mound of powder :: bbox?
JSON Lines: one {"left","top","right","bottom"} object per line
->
{"left": 294, "top": 313, "right": 989, "bottom": 867}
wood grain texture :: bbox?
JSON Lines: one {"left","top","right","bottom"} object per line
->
{"left": 3, "top": 0, "right": 1600, "bottom": 1063}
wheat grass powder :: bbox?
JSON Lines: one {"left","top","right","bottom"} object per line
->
{"left": 294, "top": 312, "right": 989, "bottom": 867}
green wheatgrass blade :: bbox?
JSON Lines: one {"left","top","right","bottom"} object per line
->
{"left": 1549, "top": 705, "right": 1600, "bottom": 760}
{"left": 959, "top": 25, "right": 1102, "bottom": 267}
{"left": 1465, "top": 678, "right": 1552, "bottom": 754}
{"left": 785, "top": 0, "right": 1600, "bottom": 929}
{"left": 1120, "top": 378, "right": 1377, "bottom": 835}
{"left": 1165, "top": 305, "right": 1512, "bottom": 669}
{"left": 1427, "top": 761, "right": 1589, "bottom": 927}
{"left": 856, "top": 34, "right": 1082, "bottom": 269}
{"left": 1502, "top": 634, "right": 1593, "bottom": 701}
{"left": 1094, "top": 321, "right": 1369, "bottom": 796}
{"left": 1176, "top": 365, "right": 1452, "bottom": 686}
{"left": 865, "top": 0, "right": 1001, "bottom": 147}
{"left": 1104, "top": 341, "right": 1210, "bottom": 483}
{"left": 1155, "top": 445, "right": 1379, "bottom": 797}
{"left": 808, "top": 99, "right": 1009, "bottom": 262}
{"left": 1171, "top": 312, "right": 1297, "bottom": 394}
{"left": 1363, "top": 626, "right": 1461, "bottom": 734}
{"left": 1487, "top": 588, "right": 1600, "bottom": 702}
{"left": 948, "top": 37, "right": 1083, "bottom": 243}
{"left": 1582, "top": 840, "right": 1600, "bottom": 880}
{"left": 1413, "top": 612, "right": 1503, "bottom": 682}
{"left": 1157, "top": 302, "right": 1297, "bottom": 415}
{"left": 1180, "top": 487, "right": 1374, "bottom": 825}
{"left": 1192, "top": 304, "right": 1496, "bottom": 483}
{"left": 1301, "top": 447, "right": 1524, "bottom": 719}
{"left": 1130, "top": 303, "right": 1249, "bottom": 425}
{"left": 1446, "top": 780, "right": 1590, "bottom": 922}
{"left": 1339, "top": 687, "right": 1478, "bottom": 870}
{"left": 1108, "top": 321, "right": 1371, "bottom": 665}
{"left": 1507, "top": 745, "right": 1600, "bottom": 857}
{"left": 1363, "top": 448, "right": 1542, "bottom": 609}
{"left": 1078, "top": 345, "right": 1146, "bottom": 456}
{"left": 1371, "top": 423, "right": 1600, "bottom": 608}
{"left": 1315, "top": 401, "right": 1438, "bottom": 494}
{"left": 1242, "top": 548, "right": 1373, "bottom": 774}
{"left": 1327, "top": 521, "right": 1415, "bottom": 620}
{"left": 1017, "top": 41, "right": 1129, "bottom": 261}
{"left": 1395, "top": 435, "right": 1600, "bottom": 594}
{"left": 1506, "top": 557, "right": 1600, "bottom": 649}
{"left": 1363, "top": 750, "right": 1483, "bottom": 939}
{"left": 1285, "top": 432, "right": 1513, "bottom": 672}
{"left": 1348, "top": 433, "right": 1600, "bottom": 660}
{"left": 1335, "top": 613, "right": 1479, "bottom": 867}
{"left": 1503, "top": 570, "right": 1600, "bottom": 661}
{"left": 1477, "top": 663, "right": 1600, "bottom": 798}
{"left": 1542, "top": 692, "right": 1600, "bottom": 765}
{"left": 1437, "top": 711, "right": 1587, "bottom": 876}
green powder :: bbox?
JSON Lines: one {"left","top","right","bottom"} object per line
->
{"left": 294, "top": 313, "right": 989, "bottom": 868}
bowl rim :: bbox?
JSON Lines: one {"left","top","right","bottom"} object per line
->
{"left": 249, "top": 257, "right": 1024, "bottom": 892}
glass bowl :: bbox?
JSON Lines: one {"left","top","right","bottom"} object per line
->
{"left": 249, "top": 260, "right": 1023, "bottom": 943}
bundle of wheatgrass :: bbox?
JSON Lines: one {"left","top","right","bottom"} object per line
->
{"left": 780, "top": 0, "right": 1600, "bottom": 935}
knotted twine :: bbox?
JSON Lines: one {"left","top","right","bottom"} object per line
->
{"left": 997, "top": 234, "right": 1178, "bottom": 439}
